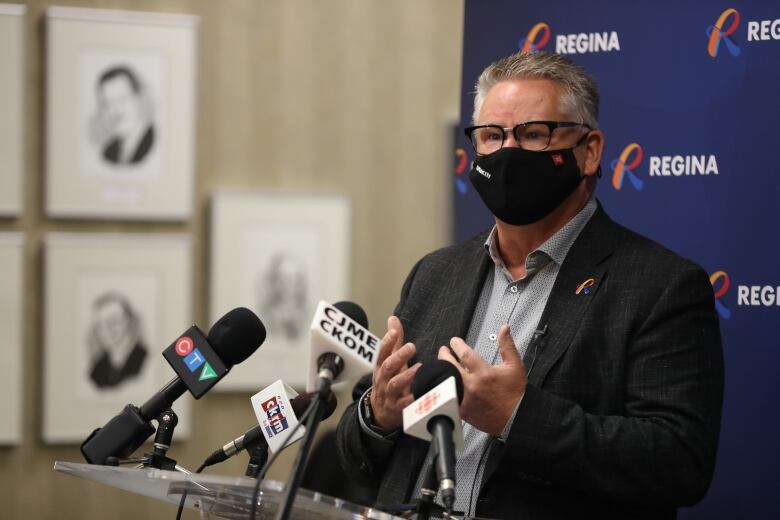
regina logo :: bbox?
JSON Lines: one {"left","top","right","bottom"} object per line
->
{"left": 519, "top": 22, "right": 619, "bottom": 55}
{"left": 710, "top": 270, "right": 731, "bottom": 319}
{"left": 707, "top": 8, "right": 741, "bottom": 57}
{"left": 454, "top": 147, "right": 470, "bottom": 194}
{"left": 519, "top": 22, "right": 551, "bottom": 53}
{"left": 611, "top": 143, "right": 644, "bottom": 191}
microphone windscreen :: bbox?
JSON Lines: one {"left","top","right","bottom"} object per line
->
{"left": 333, "top": 301, "right": 369, "bottom": 329}
{"left": 411, "top": 359, "right": 464, "bottom": 403}
{"left": 207, "top": 307, "right": 267, "bottom": 367}
{"left": 291, "top": 391, "right": 339, "bottom": 420}
{"left": 321, "top": 391, "right": 338, "bottom": 419}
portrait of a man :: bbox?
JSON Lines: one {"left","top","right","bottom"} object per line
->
{"left": 258, "top": 250, "right": 309, "bottom": 342}
{"left": 89, "top": 65, "right": 155, "bottom": 166}
{"left": 87, "top": 291, "right": 148, "bottom": 389}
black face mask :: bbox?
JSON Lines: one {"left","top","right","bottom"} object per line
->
{"left": 469, "top": 146, "right": 584, "bottom": 226}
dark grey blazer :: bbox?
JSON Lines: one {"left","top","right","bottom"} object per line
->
{"left": 336, "top": 204, "right": 724, "bottom": 520}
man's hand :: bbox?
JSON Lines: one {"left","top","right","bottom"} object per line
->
{"left": 369, "top": 316, "right": 422, "bottom": 431}
{"left": 438, "top": 324, "right": 527, "bottom": 437}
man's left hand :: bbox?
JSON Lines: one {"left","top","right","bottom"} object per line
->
{"left": 437, "top": 324, "right": 527, "bottom": 437}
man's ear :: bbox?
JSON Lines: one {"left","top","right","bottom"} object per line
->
{"left": 582, "top": 129, "right": 604, "bottom": 177}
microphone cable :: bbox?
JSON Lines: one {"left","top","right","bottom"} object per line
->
{"left": 174, "top": 460, "right": 208, "bottom": 520}
{"left": 172, "top": 398, "right": 316, "bottom": 520}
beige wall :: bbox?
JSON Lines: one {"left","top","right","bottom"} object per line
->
{"left": 0, "top": 0, "right": 464, "bottom": 518}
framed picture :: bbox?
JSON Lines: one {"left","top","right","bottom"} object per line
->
{"left": 45, "top": 7, "right": 198, "bottom": 220}
{"left": 0, "top": 4, "right": 25, "bottom": 216}
{"left": 0, "top": 233, "right": 24, "bottom": 444}
{"left": 43, "top": 233, "right": 193, "bottom": 444}
{"left": 210, "top": 191, "right": 352, "bottom": 390}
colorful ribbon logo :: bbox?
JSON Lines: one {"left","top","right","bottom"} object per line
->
{"left": 709, "top": 270, "right": 731, "bottom": 319}
{"left": 519, "top": 22, "right": 551, "bottom": 54}
{"left": 454, "top": 147, "right": 469, "bottom": 194}
{"left": 611, "top": 143, "right": 644, "bottom": 191}
{"left": 707, "top": 8, "right": 741, "bottom": 58}
{"left": 575, "top": 278, "right": 595, "bottom": 295}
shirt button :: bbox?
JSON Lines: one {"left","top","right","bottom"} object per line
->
{"left": 510, "top": 285, "right": 518, "bottom": 293}
{"left": 489, "top": 333, "right": 497, "bottom": 341}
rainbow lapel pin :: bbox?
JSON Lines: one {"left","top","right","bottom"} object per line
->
{"left": 575, "top": 278, "right": 595, "bottom": 295}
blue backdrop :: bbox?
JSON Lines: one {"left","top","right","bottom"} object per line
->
{"left": 453, "top": 2, "right": 779, "bottom": 518}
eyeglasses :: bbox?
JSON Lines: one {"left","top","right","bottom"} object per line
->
{"left": 464, "top": 120, "right": 592, "bottom": 155}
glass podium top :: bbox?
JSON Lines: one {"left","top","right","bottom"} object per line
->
{"left": 54, "top": 461, "right": 402, "bottom": 520}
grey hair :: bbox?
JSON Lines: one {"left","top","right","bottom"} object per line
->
{"left": 472, "top": 52, "right": 599, "bottom": 129}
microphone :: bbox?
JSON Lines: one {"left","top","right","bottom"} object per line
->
{"left": 306, "top": 300, "right": 378, "bottom": 393}
{"left": 203, "top": 390, "right": 337, "bottom": 467}
{"left": 81, "top": 308, "right": 267, "bottom": 465}
{"left": 403, "top": 360, "right": 465, "bottom": 513}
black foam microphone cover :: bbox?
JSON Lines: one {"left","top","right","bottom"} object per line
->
{"left": 411, "top": 359, "right": 464, "bottom": 403}
{"left": 333, "top": 301, "right": 369, "bottom": 329}
{"left": 207, "top": 307, "right": 267, "bottom": 367}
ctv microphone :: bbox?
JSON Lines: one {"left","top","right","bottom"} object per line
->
{"left": 306, "top": 300, "right": 378, "bottom": 393}
{"left": 403, "top": 360, "right": 465, "bottom": 513}
{"left": 81, "top": 308, "right": 267, "bottom": 465}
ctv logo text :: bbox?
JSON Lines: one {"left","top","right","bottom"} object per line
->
{"left": 519, "top": 22, "right": 620, "bottom": 55}
{"left": 174, "top": 336, "right": 218, "bottom": 381}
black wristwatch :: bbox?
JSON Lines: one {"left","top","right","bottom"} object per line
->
{"left": 362, "top": 388, "right": 398, "bottom": 437}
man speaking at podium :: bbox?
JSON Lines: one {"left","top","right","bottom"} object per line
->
{"left": 336, "top": 51, "right": 724, "bottom": 519}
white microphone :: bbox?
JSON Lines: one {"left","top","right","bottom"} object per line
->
{"left": 403, "top": 360, "right": 465, "bottom": 513}
{"left": 306, "top": 300, "right": 379, "bottom": 392}
{"left": 202, "top": 385, "right": 336, "bottom": 468}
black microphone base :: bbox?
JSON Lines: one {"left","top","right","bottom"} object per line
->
{"left": 81, "top": 404, "right": 155, "bottom": 465}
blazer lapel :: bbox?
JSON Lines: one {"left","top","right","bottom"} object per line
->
{"left": 419, "top": 234, "right": 492, "bottom": 364}
{"left": 525, "top": 205, "right": 616, "bottom": 387}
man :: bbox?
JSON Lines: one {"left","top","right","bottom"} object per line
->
{"left": 336, "top": 52, "right": 724, "bottom": 519}
{"left": 258, "top": 250, "right": 309, "bottom": 341}
{"left": 91, "top": 65, "right": 155, "bottom": 166}
{"left": 88, "top": 291, "right": 148, "bottom": 389}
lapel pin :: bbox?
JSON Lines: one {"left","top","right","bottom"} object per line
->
{"left": 575, "top": 278, "right": 595, "bottom": 295}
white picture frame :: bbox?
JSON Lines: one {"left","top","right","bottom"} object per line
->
{"left": 210, "top": 191, "right": 352, "bottom": 390}
{"left": 0, "top": 233, "right": 24, "bottom": 444}
{"left": 45, "top": 6, "right": 198, "bottom": 220}
{"left": 43, "top": 233, "right": 193, "bottom": 444}
{"left": 0, "top": 5, "right": 26, "bottom": 216}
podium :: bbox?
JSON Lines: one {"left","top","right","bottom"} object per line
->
{"left": 54, "top": 461, "right": 401, "bottom": 520}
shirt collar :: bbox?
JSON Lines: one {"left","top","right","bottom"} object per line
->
{"left": 484, "top": 197, "right": 598, "bottom": 273}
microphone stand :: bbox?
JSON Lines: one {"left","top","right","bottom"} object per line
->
{"left": 105, "top": 409, "right": 181, "bottom": 472}
{"left": 416, "top": 459, "right": 439, "bottom": 520}
{"left": 244, "top": 440, "right": 270, "bottom": 479}
{"left": 273, "top": 362, "right": 339, "bottom": 520}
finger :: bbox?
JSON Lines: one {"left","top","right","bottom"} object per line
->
{"left": 396, "top": 393, "right": 415, "bottom": 410}
{"left": 379, "top": 343, "right": 416, "bottom": 382}
{"left": 497, "top": 324, "right": 522, "bottom": 366}
{"left": 438, "top": 346, "right": 467, "bottom": 378}
{"left": 387, "top": 362, "right": 422, "bottom": 394}
{"left": 376, "top": 318, "right": 402, "bottom": 367}
{"left": 388, "top": 316, "right": 406, "bottom": 353}
{"left": 449, "top": 337, "right": 486, "bottom": 373}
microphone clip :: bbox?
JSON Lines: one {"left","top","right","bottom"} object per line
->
{"left": 105, "top": 409, "right": 180, "bottom": 472}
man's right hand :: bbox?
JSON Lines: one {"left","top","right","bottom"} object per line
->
{"left": 368, "top": 316, "right": 421, "bottom": 431}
